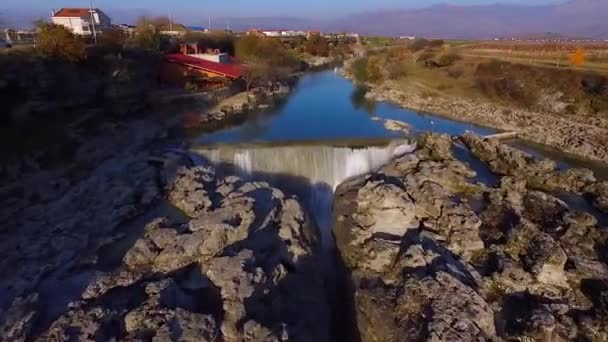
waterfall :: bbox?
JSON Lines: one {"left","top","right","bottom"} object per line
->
{"left": 191, "top": 139, "right": 416, "bottom": 241}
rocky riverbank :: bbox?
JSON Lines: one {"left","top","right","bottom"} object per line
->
{"left": 3, "top": 95, "right": 608, "bottom": 341}
{"left": 199, "top": 86, "right": 291, "bottom": 127}
{"left": 333, "top": 133, "right": 608, "bottom": 341}
{"left": 0, "top": 128, "right": 331, "bottom": 340}
{"left": 343, "top": 68, "right": 608, "bottom": 164}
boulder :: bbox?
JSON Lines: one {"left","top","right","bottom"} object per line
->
{"left": 334, "top": 133, "right": 608, "bottom": 341}
{"left": 461, "top": 133, "right": 596, "bottom": 194}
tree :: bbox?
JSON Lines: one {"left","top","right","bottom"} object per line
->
{"left": 570, "top": 48, "right": 585, "bottom": 68}
{"left": 184, "top": 30, "right": 235, "bottom": 55}
{"left": 351, "top": 57, "right": 369, "bottom": 83}
{"left": 35, "top": 22, "right": 85, "bottom": 62}
{"left": 241, "top": 61, "right": 270, "bottom": 95}
{"left": 99, "top": 27, "right": 126, "bottom": 51}
{"left": 235, "top": 35, "right": 298, "bottom": 96}
{"left": 305, "top": 35, "right": 330, "bottom": 57}
{"left": 133, "top": 16, "right": 171, "bottom": 51}
{"left": 366, "top": 56, "right": 383, "bottom": 84}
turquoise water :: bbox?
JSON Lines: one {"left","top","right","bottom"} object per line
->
{"left": 193, "top": 71, "right": 496, "bottom": 145}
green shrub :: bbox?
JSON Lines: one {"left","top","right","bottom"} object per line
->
{"left": 351, "top": 57, "right": 369, "bottom": 83}
{"left": 436, "top": 52, "right": 460, "bottom": 67}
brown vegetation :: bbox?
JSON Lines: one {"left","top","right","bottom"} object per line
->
{"left": 304, "top": 35, "right": 330, "bottom": 57}
{"left": 460, "top": 41, "right": 608, "bottom": 72}
{"left": 235, "top": 35, "right": 299, "bottom": 94}
{"left": 35, "top": 22, "right": 85, "bottom": 62}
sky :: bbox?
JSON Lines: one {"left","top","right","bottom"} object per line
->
{"left": 1, "top": 0, "right": 564, "bottom": 26}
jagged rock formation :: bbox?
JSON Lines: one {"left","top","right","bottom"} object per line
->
{"left": 461, "top": 132, "right": 608, "bottom": 215}
{"left": 333, "top": 133, "right": 608, "bottom": 341}
{"left": 4, "top": 161, "right": 330, "bottom": 341}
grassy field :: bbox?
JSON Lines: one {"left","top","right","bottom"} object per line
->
{"left": 456, "top": 41, "right": 608, "bottom": 74}
{"left": 352, "top": 42, "right": 608, "bottom": 116}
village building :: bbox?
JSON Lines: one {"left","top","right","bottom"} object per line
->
{"left": 115, "top": 24, "right": 136, "bottom": 38}
{"left": 247, "top": 29, "right": 307, "bottom": 37}
{"left": 51, "top": 8, "right": 111, "bottom": 36}
{"left": 161, "top": 43, "right": 242, "bottom": 90}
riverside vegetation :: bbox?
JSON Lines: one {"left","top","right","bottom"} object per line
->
{"left": 345, "top": 40, "right": 608, "bottom": 163}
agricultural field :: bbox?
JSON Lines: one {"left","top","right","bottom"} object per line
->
{"left": 457, "top": 41, "right": 608, "bottom": 73}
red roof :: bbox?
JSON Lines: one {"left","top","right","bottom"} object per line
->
{"left": 53, "top": 8, "right": 95, "bottom": 18}
{"left": 165, "top": 54, "right": 242, "bottom": 79}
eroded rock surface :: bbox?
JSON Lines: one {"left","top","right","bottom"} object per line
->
{"left": 5, "top": 161, "right": 329, "bottom": 341}
{"left": 334, "top": 133, "right": 608, "bottom": 342}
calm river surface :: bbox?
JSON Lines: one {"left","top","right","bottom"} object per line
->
{"left": 193, "top": 70, "right": 608, "bottom": 179}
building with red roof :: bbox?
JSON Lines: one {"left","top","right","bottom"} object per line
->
{"left": 161, "top": 52, "right": 242, "bottom": 90}
{"left": 51, "top": 8, "right": 111, "bottom": 36}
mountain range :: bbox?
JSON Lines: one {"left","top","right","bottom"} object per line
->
{"left": 2, "top": 0, "right": 607, "bottom": 39}
{"left": 217, "top": 0, "right": 608, "bottom": 39}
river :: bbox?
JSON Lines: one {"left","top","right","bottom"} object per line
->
{"left": 190, "top": 70, "right": 608, "bottom": 232}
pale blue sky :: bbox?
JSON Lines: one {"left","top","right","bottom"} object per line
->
{"left": 4, "top": 0, "right": 563, "bottom": 18}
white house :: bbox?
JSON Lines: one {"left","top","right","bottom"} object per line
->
{"left": 51, "top": 8, "right": 111, "bottom": 36}
{"left": 261, "top": 30, "right": 282, "bottom": 37}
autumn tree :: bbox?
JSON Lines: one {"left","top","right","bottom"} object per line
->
{"left": 35, "top": 22, "right": 85, "bottom": 61}
{"left": 133, "top": 16, "right": 167, "bottom": 51}
{"left": 184, "top": 30, "right": 235, "bottom": 55}
{"left": 350, "top": 57, "right": 369, "bottom": 83}
{"left": 366, "top": 56, "right": 383, "bottom": 84}
{"left": 235, "top": 35, "right": 299, "bottom": 96}
{"left": 99, "top": 27, "right": 126, "bottom": 51}
{"left": 305, "top": 35, "right": 330, "bottom": 57}
{"left": 570, "top": 48, "right": 585, "bottom": 67}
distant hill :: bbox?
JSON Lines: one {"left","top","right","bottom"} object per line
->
{"left": 219, "top": 0, "right": 608, "bottom": 39}
{"left": 321, "top": 0, "right": 608, "bottom": 39}
{"left": 4, "top": 0, "right": 608, "bottom": 39}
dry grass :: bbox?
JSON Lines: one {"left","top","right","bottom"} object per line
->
{"left": 372, "top": 44, "right": 608, "bottom": 115}
{"left": 458, "top": 41, "right": 608, "bottom": 74}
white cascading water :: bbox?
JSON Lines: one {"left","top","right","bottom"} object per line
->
{"left": 191, "top": 140, "right": 416, "bottom": 242}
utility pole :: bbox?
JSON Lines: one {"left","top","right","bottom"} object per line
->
{"left": 169, "top": 11, "right": 173, "bottom": 32}
{"left": 208, "top": 16, "right": 211, "bottom": 31}
{"left": 88, "top": 0, "right": 97, "bottom": 44}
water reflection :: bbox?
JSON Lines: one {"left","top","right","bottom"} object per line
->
{"left": 191, "top": 70, "right": 607, "bottom": 180}
{"left": 350, "top": 85, "right": 377, "bottom": 116}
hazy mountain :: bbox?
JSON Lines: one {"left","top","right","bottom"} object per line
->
{"left": 322, "top": 0, "right": 608, "bottom": 39}
{"left": 219, "top": 0, "right": 608, "bottom": 39}
{"left": 3, "top": 0, "right": 607, "bottom": 39}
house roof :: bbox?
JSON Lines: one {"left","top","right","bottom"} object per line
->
{"left": 165, "top": 54, "right": 242, "bottom": 79}
{"left": 53, "top": 8, "right": 98, "bottom": 18}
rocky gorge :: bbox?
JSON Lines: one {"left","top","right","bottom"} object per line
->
{"left": 2, "top": 122, "right": 608, "bottom": 340}
{"left": 0, "top": 118, "right": 331, "bottom": 341}
{"left": 334, "top": 133, "right": 608, "bottom": 341}
{"left": 2, "top": 57, "right": 608, "bottom": 342}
